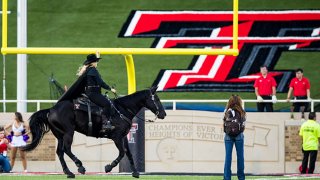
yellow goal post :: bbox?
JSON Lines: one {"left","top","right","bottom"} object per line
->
{"left": 1, "top": 0, "right": 239, "bottom": 94}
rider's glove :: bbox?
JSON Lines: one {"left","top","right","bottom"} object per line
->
{"left": 111, "top": 88, "right": 117, "bottom": 93}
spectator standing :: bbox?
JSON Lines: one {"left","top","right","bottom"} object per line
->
{"left": 4, "top": 112, "right": 29, "bottom": 173}
{"left": 254, "top": 65, "right": 277, "bottom": 112}
{"left": 299, "top": 112, "right": 320, "bottom": 174}
{"left": 287, "top": 68, "right": 311, "bottom": 120}
{"left": 0, "top": 126, "right": 11, "bottom": 173}
{"left": 223, "top": 95, "right": 246, "bottom": 180}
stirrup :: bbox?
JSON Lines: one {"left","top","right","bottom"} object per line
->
{"left": 101, "top": 121, "right": 115, "bottom": 133}
{"left": 105, "top": 124, "right": 115, "bottom": 131}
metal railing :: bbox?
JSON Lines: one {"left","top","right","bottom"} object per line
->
{"left": 162, "top": 99, "right": 319, "bottom": 111}
{"left": 0, "top": 100, "right": 57, "bottom": 112}
{"left": 0, "top": 99, "right": 319, "bottom": 112}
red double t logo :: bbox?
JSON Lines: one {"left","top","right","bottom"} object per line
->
{"left": 119, "top": 11, "right": 320, "bottom": 92}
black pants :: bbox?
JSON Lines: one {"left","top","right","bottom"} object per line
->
{"left": 293, "top": 96, "right": 309, "bottom": 112}
{"left": 301, "top": 150, "right": 318, "bottom": 174}
{"left": 257, "top": 96, "right": 273, "bottom": 112}
{"left": 86, "top": 92, "right": 111, "bottom": 117}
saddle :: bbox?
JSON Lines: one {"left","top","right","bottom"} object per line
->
{"left": 73, "top": 94, "right": 117, "bottom": 136}
{"left": 73, "top": 94, "right": 104, "bottom": 136}
{"left": 73, "top": 95, "right": 103, "bottom": 116}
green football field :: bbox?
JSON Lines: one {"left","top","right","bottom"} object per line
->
{"left": 0, "top": 0, "right": 320, "bottom": 112}
{"left": 1, "top": 174, "right": 320, "bottom": 180}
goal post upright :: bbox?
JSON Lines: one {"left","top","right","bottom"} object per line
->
{"left": 1, "top": 0, "right": 7, "bottom": 112}
{"left": 2, "top": 0, "right": 8, "bottom": 50}
{"left": 233, "top": 0, "right": 238, "bottom": 51}
{"left": 124, "top": 54, "right": 136, "bottom": 94}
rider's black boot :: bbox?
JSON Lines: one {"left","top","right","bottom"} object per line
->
{"left": 100, "top": 115, "right": 115, "bottom": 135}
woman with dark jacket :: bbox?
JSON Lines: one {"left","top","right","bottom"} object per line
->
{"left": 79, "top": 53, "right": 117, "bottom": 133}
{"left": 223, "top": 95, "right": 246, "bottom": 180}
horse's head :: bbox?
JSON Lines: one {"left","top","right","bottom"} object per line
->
{"left": 145, "top": 86, "right": 166, "bottom": 119}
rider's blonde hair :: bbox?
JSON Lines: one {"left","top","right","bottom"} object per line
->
{"left": 76, "top": 62, "right": 98, "bottom": 76}
{"left": 76, "top": 65, "right": 89, "bottom": 76}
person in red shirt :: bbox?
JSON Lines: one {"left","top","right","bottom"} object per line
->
{"left": 0, "top": 126, "right": 11, "bottom": 173}
{"left": 286, "top": 68, "right": 311, "bottom": 119}
{"left": 254, "top": 65, "right": 277, "bottom": 112}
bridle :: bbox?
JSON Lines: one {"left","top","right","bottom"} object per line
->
{"left": 150, "top": 90, "right": 160, "bottom": 118}
{"left": 132, "top": 90, "right": 160, "bottom": 122}
{"left": 110, "top": 90, "right": 161, "bottom": 123}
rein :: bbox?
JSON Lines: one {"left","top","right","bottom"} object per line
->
{"left": 111, "top": 91, "right": 158, "bottom": 123}
{"left": 138, "top": 115, "right": 157, "bottom": 123}
{"left": 106, "top": 93, "right": 131, "bottom": 126}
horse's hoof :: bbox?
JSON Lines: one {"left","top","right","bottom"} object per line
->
{"left": 105, "top": 164, "right": 113, "bottom": 173}
{"left": 67, "top": 173, "right": 75, "bottom": 178}
{"left": 78, "top": 166, "right": 86, "bottom": 174}
{"left": 63, "top": 169, "right": 74, "bottom": 176}
{"left": 132, "top": 171, "right": 140, "bottom": 178}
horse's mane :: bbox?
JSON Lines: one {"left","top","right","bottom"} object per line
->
{"left": 114, "top": 89, "right": 149, "bottom": 108}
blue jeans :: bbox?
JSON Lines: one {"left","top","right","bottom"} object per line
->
{"left": 224, "top": 133, "right": 245, "bottom": 180}
{"left": 0, "top": 154, "right": 11, "bottom": 173}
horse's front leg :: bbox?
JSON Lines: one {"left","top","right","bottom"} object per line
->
{"left": 63, "top": 132, "right": 86, "bottom": 176}
{"left": 105, "top": 137, "right": 125, "bottom": 173}
{"left": 123, "top": 137, "right": 139, "bottom": 178}
{"left": 56, "top": 139, "right": 74, "bottom": 178}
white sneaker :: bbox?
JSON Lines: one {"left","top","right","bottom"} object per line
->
{"left": 24, "top": 169, "right": 28, "bottom": 173}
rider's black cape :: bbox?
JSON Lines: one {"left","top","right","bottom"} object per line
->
{"left": 57, "top": 69, "right": 88, "bottom": 103}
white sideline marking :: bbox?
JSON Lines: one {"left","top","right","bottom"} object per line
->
{"left": 248, "top": 177, "right": 320, "bottom": 180}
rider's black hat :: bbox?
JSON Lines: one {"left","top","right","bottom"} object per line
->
{"left": 83, "top": 54, "right": 101, "bottom": 65}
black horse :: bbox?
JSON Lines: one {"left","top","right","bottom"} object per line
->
{"left": 22, "top": 86, "right": 166, "bottom": 178}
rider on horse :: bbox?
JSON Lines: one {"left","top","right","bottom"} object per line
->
{"left": 59, "top": 53, "right": 116, "bottom": 134}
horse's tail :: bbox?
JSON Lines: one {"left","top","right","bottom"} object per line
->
{"left": 22, "top": 109, "right": 51, "bottom": 152}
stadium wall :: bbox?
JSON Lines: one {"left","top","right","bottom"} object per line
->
{"left": 0, "top": 112, "right": 318, "bottom": 174}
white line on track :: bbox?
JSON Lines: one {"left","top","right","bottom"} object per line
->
{"left": 248, "top": 177, "right": 320, "bottom": 180}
